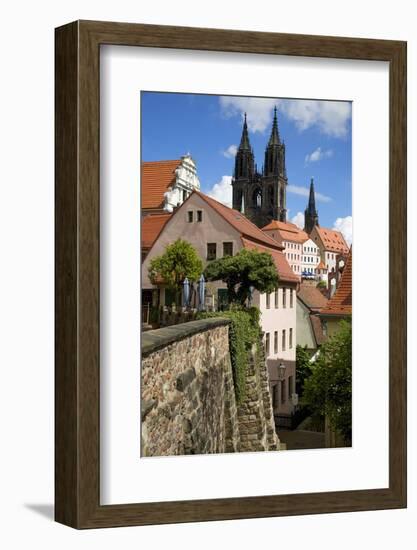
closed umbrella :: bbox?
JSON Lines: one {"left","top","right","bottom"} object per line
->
{"left": 183, "top": 277, "right": 190, "bottom": 307}
{"left": 198, "top": 274, "right": 205, "bottom": 311}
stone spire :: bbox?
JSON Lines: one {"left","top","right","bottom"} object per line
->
{"left": 239, "top": 112, "right": 251, "bottom": 150}
{"left": 234, "top": 113, "right": 255, "bottom": 180}
{"left": 264, "top": 106, "right": 282, "bottom": 176}
{"left": 268, "top": 106, "right": 280, "bottom": 146}
{"left": 304, "top": 177, "right": 319, "bottom": 234}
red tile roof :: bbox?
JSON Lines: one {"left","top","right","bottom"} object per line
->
{"left": 317, "top": 260, "right": 327, "bottom": 270}
{"left": 196, "top": 191, "right": 284, "bottom": 250}
{"left": 298, "top": 282, "right": 329, "bottom": 311}
{"left": 314, "top": 226, "right": 349, "bottom": 254}
{"left": 241, "top": 237, "right": 299, "bottom": 284}
{"left": 141, "top": 213, "right": 172, "bottom": 250}
{"left": 320, "top": 249, "right": 352, "bottom": 316}
{"left": 262, "top": 219, "right": 308, "bottom": 244}
{"left": 141, "top": 159, "right": 181, "bottom": 210}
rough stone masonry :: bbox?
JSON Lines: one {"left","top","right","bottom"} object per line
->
{"left": 141, "top": 317, "right": 280, "bottom": 456}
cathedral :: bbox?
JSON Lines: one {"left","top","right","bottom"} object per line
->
{"left": 232, "top": 107, "right": 288, "bottom": 228}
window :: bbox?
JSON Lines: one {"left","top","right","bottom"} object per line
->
{"left": 274, "top": 331, "right": 278, "bottom": 354}
{"left": 187, "top": 211, "right": 193, "bottom": 223}
{"left": 183, "top": 190, "right": 188, "bottom": 201}
{"left": 197, "top": 210, "right": 203, "bottom": 222}
{"left": 223, "top": 242, "right": 233, "bottom": 256}
{"left": 266, "top": 292, "right": 270, "bottom": 309}
{"left": 289, "top": 328, "right": 293, "bottom": 349}
{"left": 282, "top": 289, "right": 286, "bottom": 308}
{"left": 282, "top": 329, "right": 286, "bottom": 351}
{"left": 290, "top": 289, "right": 294, "bottom": 308}
{"left": 275, "top": 289, "right": 279, "bottom": 308}
{"left": 265, "top": 333, "right": 270, "bottom": 356}
{"left": 207, "top": 243, "right": 216, "bottom": 260}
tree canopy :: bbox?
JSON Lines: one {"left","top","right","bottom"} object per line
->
{"left": 204, "top": 248, "right": 279, "bottom": 305}
{"left": 295, "top": 344, "right": 313, "bottom": 397}
{"left": 302, "top": 319, "right": 352, "bottom": 444}
{"left": 148, "top": 239, "right": 203, "bottom": 290}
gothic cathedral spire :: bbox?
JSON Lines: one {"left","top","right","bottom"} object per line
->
{"left": 304, "top": 177, "right": 319, "bottom": 233}
{"left": 234, "top": 113, "right": 255, "bottom": 180}
{"left": 264, "top": 106, "right": 281, "bottom": 176}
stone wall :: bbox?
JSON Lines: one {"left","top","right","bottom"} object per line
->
{"left": 141, "top": 318, "right": 279, "bottom": 456}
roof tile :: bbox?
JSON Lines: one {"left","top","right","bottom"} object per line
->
{"left": 141, "top": 213, "right": 172, "bottom": 249}
{"left": 141, "top": 159, "right": 181, "bottom": 210}
{"left": 298, "top": 283, "right": 329, "bottom": 311}
{"left": 314, "top": 226, "right": 349, "bottom": 254}
{"left": 320, "top": 249, "right": 352, "bottom": 316}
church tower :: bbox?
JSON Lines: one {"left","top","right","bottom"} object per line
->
{"left": 231, "top": 107, "right": 288, "bottom": 228}
{"left": 232, "top": 113, "right": 255, "bottom": 212}
{"left": 262, "top": 107, "right": 287, "bottom": 223}
{"left": 304, "top": 177, "right": 319, "bottom": 234}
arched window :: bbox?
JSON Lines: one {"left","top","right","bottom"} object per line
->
{"left": 253, "top": 188, "right": 262, "bottom": 208}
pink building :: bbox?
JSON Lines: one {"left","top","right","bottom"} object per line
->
{"left": 142, "top": 190, "right": 299, "bottom": 422}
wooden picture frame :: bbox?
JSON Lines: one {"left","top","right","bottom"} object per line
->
{"left": 55, "top": 20, "right": 407, "bottom": 528}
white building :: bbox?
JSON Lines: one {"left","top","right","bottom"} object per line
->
{"left": 301, "top": 238, "right": 321, "bottom": 277}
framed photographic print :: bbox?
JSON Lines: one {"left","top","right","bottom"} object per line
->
{"left": 55, "top": 20, "right": 407, "bottom": 528}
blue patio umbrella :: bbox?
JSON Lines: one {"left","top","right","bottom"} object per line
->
{"left": 183, "top": 277, "right": 190, "bottom": 307}
{"left": 198, "top": 274, "right": 206, "bottom": 311}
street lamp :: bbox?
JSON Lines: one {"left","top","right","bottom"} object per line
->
{"left": 278, "top": 362, "right": 286, "bottom": 380}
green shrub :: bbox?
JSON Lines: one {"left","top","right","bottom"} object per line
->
{"left": 197, "top": 307, "right": 261, "bottom": 404}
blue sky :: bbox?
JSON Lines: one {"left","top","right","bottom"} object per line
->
{"left": 141, "top": 92, "right": 352, "bottom": 243}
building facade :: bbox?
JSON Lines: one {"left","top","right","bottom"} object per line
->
{"left": 301, "top": 238, "right": 321, "bottom": 277}
{"left": 232, "top": 108, "right": 288, "bottom": 228}
{"left": 141, "top": 190, "right": 299, "bottom": 421}
{"left": 141, "top": 155, "right": 200, "bottom": 217}
{"left": 262, "top": 219, "right": 307, "bottom": 277}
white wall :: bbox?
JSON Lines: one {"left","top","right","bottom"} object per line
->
{"left": 1, "top": 1, "right": 415, "bottom": 549}
{"left": 258, "top": 289, "right": 296, "bottom": 362}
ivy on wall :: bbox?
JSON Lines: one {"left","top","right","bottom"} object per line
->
{"left": 197, "top": 306, "right": 261, "bottom": 404}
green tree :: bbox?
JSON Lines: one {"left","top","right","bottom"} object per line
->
{"left": 295, "top": 345, "right": 313, "bottom": 397}
{"left": 204, "top": 248, "right": 279, "bottom": 306}
{"left": 302, "top": 319, "right": 352, "bottom": 444}
{"left": 148, "top": 239, "right": 203, "bottom": 295}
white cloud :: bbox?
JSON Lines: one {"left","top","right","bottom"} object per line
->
{"left": 219, "top": 96, "right": 276, "bottom": 133}
{"left": 287, "top": 184, "right": 331, "bottom": 203}
{"left": 207, "top": 175, "right": 233, "bottom": 207}
{"left": 333, "top": 216, "right": 352, "bottom": 245}
{"left": 280, "top": 100, "right": 351, "bottom": 138}
{"left": 219, "top": 96, "right": 351, "bottom": 138}
{"left": 222, "top": 144, "right": 238, "bottom": 158}
{"left": 305, "top": 147, "right": 333, "bottom": 163}
{"left": 291, "top": 212, "right": 305, "bottom": 229}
